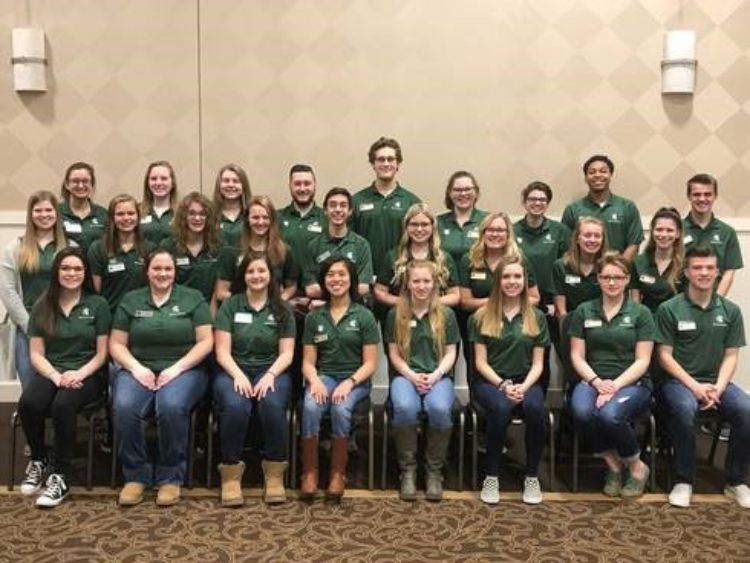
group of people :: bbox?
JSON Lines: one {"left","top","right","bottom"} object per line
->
{"left": 1, "top": 137, "right": 748, "bottom": 512}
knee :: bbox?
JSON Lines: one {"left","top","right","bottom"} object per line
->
{"left": 50, "top": 397, "right": 77, "bottom": 421}
{"left": 156, "top": 394, "right": 190, "bottom": 420}
{"left": 330, "top": 404, "right": 353, "bottom": 429}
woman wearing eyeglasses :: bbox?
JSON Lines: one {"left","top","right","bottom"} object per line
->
{"left": 569, "top": 252, "right": 655, "bottom": 498}
{"left": 437, "top": 171, "right": 488, "bottom": 268}
{"left": 58, "top": 162, "right": 107, "bottom": 254}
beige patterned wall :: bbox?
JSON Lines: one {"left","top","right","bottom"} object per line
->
{"left": 1, "top": 0, "right": 749, "bottom": 217}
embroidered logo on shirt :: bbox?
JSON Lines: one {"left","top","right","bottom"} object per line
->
{"left": 346, "top": 251, "right": 354, "bottom": 261}
{"left": 711, "top": 234, "right": 721, "bottom": 244}
{"left": 714, "top": 315, "right": 727, "bottom": 327}
{"left": 443, "top": 229, "right": 451, "bottom": 236}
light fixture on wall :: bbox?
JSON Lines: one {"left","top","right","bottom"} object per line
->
{"left": 11, "top": 27, "right": 47, "bottom": 92}
{"left": 661, "top": 30, "right": 696, "bottom": 95}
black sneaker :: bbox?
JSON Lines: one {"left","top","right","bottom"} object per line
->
{"left": 36, "top": 474, "right": 69, "bottom": 508}
{"left": 20, "top": 460, "right": 47, "bottom": 496}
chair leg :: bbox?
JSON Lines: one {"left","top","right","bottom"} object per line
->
{"left": 8, "top": 412, "right": 19, "bottom": 492}
{"left": 206, "top": 409, "right": 214, "bottom": 489}
{"left": 368, "top": 404, "right": 374, "bottom": 491}
{"left": 187, "top": 410, "right": 196, "bottom": 489}
{"left": 708, "top": 423, "right": 722, "bottom": 466}
{"left": 285, "top": 408, "right": 292, "bottom": 488}
{"left": 548, "top": 411, "right": 556, "bottom": 493}
{"left": 289, "top": 407, "right": 298, "bottom": 489}
{"left": 110, "top": 431, "right": 118, "bottom": 489}
{"left": 649, "top": 413, "right": 657, "bottom": 492}
{"left": 86, "top": 412, "right": 97, "bottom": 491}
{"left": 381, "top": 409, "right": 389, "bottom": 490}
{"left": 470, "top": 409, "right": 478, "bottom": 491}
{"left": 457, "top": 411, "right": 465, "bottom": 492}
{"left": 572, "top": 428, "right": 579, "bottom": 493}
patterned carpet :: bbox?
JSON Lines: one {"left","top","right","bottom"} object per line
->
{"left": 0, "top": 491, "right": 748, "bottom": 562}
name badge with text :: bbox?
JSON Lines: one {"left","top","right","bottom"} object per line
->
{"left": 584, "top": 319, "right": 602, "bottom": 328}
{"left": 234, "top": 312, "right": 253, "bottom": 324}
{"left": 678, "top": 320, "right": 697, "bottom": 331}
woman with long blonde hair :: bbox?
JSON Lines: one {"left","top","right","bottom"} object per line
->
{"left": 385, "top": 260, "right": 459, "bottom": 502}
{"left": 471, "top": 256, "right": 549, "bottom": 505}
{"left": 212, "top": 164, "right": 251, "bottom": 248}
{"left": 139, "top": 160, "right": 178, "bottom": 246}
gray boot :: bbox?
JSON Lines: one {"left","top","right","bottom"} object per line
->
{"left": 393, "top": 424, "right": 418, "bottom": 501}
{"left": 425, "top": 426, "right": 452, "bottom": 502}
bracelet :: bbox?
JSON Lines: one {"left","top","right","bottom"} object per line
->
{"left": 497, "top": 379, "right": 510, "bottom": 390}
{"left": 348, "top": 375, "right": 358, "bottom": 386}
{"left": 267, "top": 369, "right": 277, "bottom": 378}
{"left": 588, "top": 376, "right": 600, "bottom": 385}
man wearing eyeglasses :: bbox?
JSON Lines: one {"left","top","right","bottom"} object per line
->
{"left": 682, "top": 173, "right": 742, "bottom": 296}
{"left": 562, "top": 155, "right": 643, "bottom": 261}
{"left": 351, "top": 137, "right": 421, "bottom": 279}
{"left": 655, "top": 245, "right": 750, "bottom": 508}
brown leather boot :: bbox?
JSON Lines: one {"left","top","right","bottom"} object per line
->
{"left": 299, "top": 436, "right": 319, "bottom": 500}
{"left": 327, "top": 436, "right": 349, "bottom": 501}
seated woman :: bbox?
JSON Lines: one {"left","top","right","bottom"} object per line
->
{"left": 386, "top": 260, "right": 459, "bottom": 502}
{"left": 300, "top": 257, "right": 379, "bottom": 501}
{"left": 471, "top": 256, "right": 549, "bottom": 505}
{"left": 110, "top": 249, "right": 213, "bottom": 506}
{"left": 214, "top": 252, "right": 295, "bottom": 506}
{"left": 569, "top": 252, "right": 655, "bottom": 498}
{"left": 18, "top": 247, "right": 110, "bottom": 507}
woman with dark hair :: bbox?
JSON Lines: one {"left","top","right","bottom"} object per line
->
{"left": 110, "top": 249, "right": 213, "bottom": 507}
{"left": 213, "top": 252, "right": 295, "bottom": 506}
{"left": 87, "top": 194, "right": 153, "bottom": 312}
{"left": 299, "top": 257, "right": 379, "bottom": 501}
{"left": 212, "top": 164, "right": 252, "bottom": 248}
{"left": 0, "top": 191, "right": 69, "bottom": 389}
{"left": 58, "top": 162, "right": 107, "bottom": 253}
{"left": 140, "top": 161, "right": 178, "bottom": 246}
{"left": 437, "top": 171, "right": 487, "bottom": 267}
{"left": 18, "top": 247, "right": 110, "bottom": 507}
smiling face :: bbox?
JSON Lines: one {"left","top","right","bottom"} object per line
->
{"left": 219, "top": 170, "right": 243, "bottom": 202}
{"left": 406, "top": 212, "right": 433, "bottom": 245}
{"left": 324, "top": 261, "right": 351, "bottom": 298}
{"left": 58, "top": 255, "right": 85, "bottom": 291}
{"left": 652, "top": 217, "right": 679, "bottom": 252}
{"left": 186, "top": 201, "right": 207, "bottom": 234}
{"left": 523, "top": 189, "right": 549, "bottom": 219}
{"left": 585, "top": 160, "right": 612, "bottom": 193}
{"left": 248, "top": 203, "right": 271, "bottom": 237}
{"left": 290, "top": 171, "right": 316, "bottom": 208}
{"left": 407, "top": 265, "right": 435, "bottom": 303}
{"left": 147, "top": 252, "right": 175, "bottom": 292}
{"left": 483, "top": 217, "right": 509, "bottom": 251}
{"left": 64, "top": 168, "right": 94, "bottom": 200}
{"left": 598, "top": 263, "right": 629, "bottom": 299}
{"left": 371, "top": 147, "right": 399, "bottom": 183}
{"left": 578, "top": 222, "right": 604, "bottom": 256}
{"left": 147, "top": 165, "right": 173, "bottom": 200}
{"left": 688, "top": 182, "right": 716, "bottom": 216}
{"left": 31, "top": 199, "right": 57, "bottom": 232}
{"left": 325, "top": 194, "right": 351, "bottom": 228}
{"left": 685, "top": 255, "right": 718, "bottom": 292}
{"left": 244, "top": 257, "right": 271, "bottom": 293}
{"left": 449, "top": 175, "right": 477, "bottom": 212}
{"left": 113, "top": 200, "right": 138, "bottom": 233}
{"left": 500, "top": 262, "right": 525, "bottom": 299}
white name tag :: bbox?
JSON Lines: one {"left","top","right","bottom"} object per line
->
{"left": 409, "top": 320, "right": 417, "bottom": 327}
{"left": 140, "top": 215, "right": 153, "bottom": 224}
{"left": 308, "top": 224, "right": 322, "bottom": 233}
{"left": 359, "top": 203, "right": 375, "bottom": 212}
{"left": 176, "top": 257, "right": 190, "bottom": 266}
{"left": 107, "top": 262, "right": 125, "bottom": 273}
{"left": 313, "top": 333, "right": 328, "bottom": 343}
{"left": 316, "top": 251, "right": 332, "bottom": 264}
{"left": 639, "top": 274, "right": 656, "bottom": 285}
{"left": 678, "top": 320, "right": 697, "bottom": 331}
{"left": 565, "top": 274, "right": 581, "bottom": 284}
{"left": 467, "top": 230, "right": 480, "bottom": 239}
{"left": 470, "top": 271, "right": 487, "bottom": 280}
{"left": 584, "top": 319, "right": 602, "bottom": 328}
{"left": 234, "top": 312, "right": 253, "bottom": 324}
{"left": 683, "top": 235, "right": 693, "bottom": 245}
{"left": 135, "top": 310, "right": 154, "bottom": 318}
{"left": 64, "top": 221, "right": 82, "bottom": 234}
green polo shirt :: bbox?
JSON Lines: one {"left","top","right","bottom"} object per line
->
{"left": 385, "top": 306, "right": 460, "bottom": 374}
{"left": 569, "top": 298, "right": 655, "bottom": 386}
{"left": 351, "top": 184, "right": 421, "bottom": 276}
{"left": 378, "top": 249, "right": 459, "bottom": 296}
{"left": 88, "top": 240, "right": 155, "bottom": 312}
{"left": 59, "top": 201, "right": 107, "bottom": 254}
{"left": 20, "top": 242, "right": 58, "bottom": 312}
{"left": 514, "top": 217, "right": 570, "bottom": 304}
{"left": 112, "top": 285, "right": 211, "bottom": 372}
{"left": 303, "top": 301, "right": 380, "bottom": 380}
{"left": 160, "top": 238, "right": 219, "bottom": 301}
{"left": 683, "top": 214, "right": 743, "bottom": 273}
{"left": 561, "top": 193, "right": 643, "bottom": 253}
{"left": 551, "top": 258, "right": 601, "bottom": 312}
{"left": 469, "top": 308, "right": 549, "bottom": 381}
{"left": 655, "top": 292, "right": 745, "bottom": 383}
{"left": 219, "top": 214, "right": 245, "bottom": 249}
{"left": 140, "top": 208, "right": 174, "bottom": 247}
{"left": 631, "top": 252, "right": 684, "bottom": 313}
{"left": 279, "top": 203, "right": 326, "bottom": 252}
{"left": 217, "top": 244, "right": 298, "bottom": 288}
{"left": 437, "top": 208, "right": 488, "bottom": 268}
{"left": 302, "top": 230, "right": 374, "bottom": 288}
{"left": 29, "top": 294, "right": 111, "bottom": 372}
{"left": 215, "top": 294, "right": 296, "bottom": 371}
{"left": 458, "top": 254, "right": 537, "bottom": 300}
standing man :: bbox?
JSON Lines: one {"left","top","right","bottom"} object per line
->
{"left": 279, "top": 164, "right": 327, "bottom": 259}
{"left": 656, "top": 246, "right": 750, "bottom": 508}
{"left": 352, "top": 137, "right": 421, "bottom": 280}
{"left": 562, "top": 155, "right": 643, "bottom": 261}
{"left": 682, "top": 173, "right": 742, "bottom": 296}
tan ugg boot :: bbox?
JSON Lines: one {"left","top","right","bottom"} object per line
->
{"left": 218, "top": 461, "right": 245, "bottom": 507}
{"left": 262, "top": 460, "right": 287, "bottom": 504}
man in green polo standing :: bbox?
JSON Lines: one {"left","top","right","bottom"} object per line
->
{"left": 352, "top": 137, "right": 421, "bottom": 278}
{"left": 682, "top": 173, "right": 743, "bottom": 296}
{"left": 656, "top": 245, "right": 750, "bottom": 508}
{"left": 279, "top": 164, "right": 327, "bottom": 261}
{"left": 562, "top": 155, "right": 643, "bottom": 261}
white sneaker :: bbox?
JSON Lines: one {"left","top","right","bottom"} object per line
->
{"left": 36, "top": 474, "right": 69, "bottom": 508}
{"left": 668, "top": 483, "right": 692, "bottom": 508}
{"left": 725, "top": 484, "right": 750, "bottom": 508}
{"left": 480, "top": 476, "right": 500, "bottom": 504}
{"left": 522, "top": 476, "right": 543, "bottom": 505}
{"left": 20, "top": 460, "right": 46, "bottom": 496}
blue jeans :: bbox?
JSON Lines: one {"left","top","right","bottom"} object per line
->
{"left": 662, "top": 379, "right": 750, "bottom": 486}
{"left": 473, "top": 379, "right": 546, "bottom": 476}
{"left": 301, "top": 374, "right": 370, "bottom": 438}
{"left": 390, "top": 375, "right": 454, "bottom": 429}
{"left": 14, "top": 330, "right": 34, "bottom": 390}
{"left": 571, "top": 381, "right": 651, "bottom": 461}
{"left": 212, "top": 369, "right": 291, "bottom": 463}
{"left": 112, "top": 367, "right": 208, "bottom": 486}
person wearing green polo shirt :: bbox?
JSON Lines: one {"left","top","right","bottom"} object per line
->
{"left": 58, "top": 162, "right": 107, "bottom": 254}
{"left": 303, "top": 187, "right": 372, "bottom": 302}
{"left": 0, "top": 191, "right": 69, "bottom": 390}
{"left": 160, "top": 192, "right": 221, "bottom": 314}
{"left": 570, "top": 252, "right": 655, "bottom": 499}
{"left": 561, "top": 155, "right": 643, "bottom": 260}
{"left": 351, "top": 136, "right": 421, "bottom": 277}
{"left": 656, "top": 245, "right": 750, "bottom": 508}
{"left": 437, "top": 171, "right": 488, "bottom": 267}
{"left": 682, "top": 173, "right": 743, "bottom": 296}
{"left": 110, "top": 249, "right": 213, "bottom": 507}
{"left": 300, "top": 257, "right": 379, "bottom": 501}
{"left": 88, "top": 195, "right": 154, "bottom": 313}
{"left": 631, "top": 207, "right": 685, "bottom": 313}
{"left": 470, "top": 256, "right": 550, "bottom": 505}
{"left": 139, "top": 161, "right": 178, "bottom": 246}
{"left": 18, "top": 248, "right": 110, "bottom": 507}
{"left": 214, "top": 252, "right": 295, "bottom": 506}
{"left": 214, "top": 195, "right": 298, "bottom": 304}
{"left": 386, "top": 260, "right": 459, "bottom": 502}
{"left": 212, "top": 164, "right": 252, "bottom": 249}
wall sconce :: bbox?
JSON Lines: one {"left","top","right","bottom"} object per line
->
{"left": 11, "top": 28, "right": 47, "bottom": 92}
{"left": 661, "top": 30, "right": 696, "bottom": 95}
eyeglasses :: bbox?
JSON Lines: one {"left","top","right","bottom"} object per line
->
{"left": 485, "top": 227, "right": 507, "bottom": 234}
{"left": 598, "top": 274, "right": 628, "bottom": 283}
{"left": 451, "top": 187, "right": 475, "bottom": 193}
{"left": 68, "top": 179, "right": 91, "bottom": 186}
{"left": 188, "top": 211, "right": 207, "bottom": 218}
{"left": 526, "top": 197, "right": 548, "bottom": 204}
{"left": 374, "top": 156, "right": 397, "bottom": 163}
{"left": 408, "top": 221, "right": 432, "bottom": 229}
